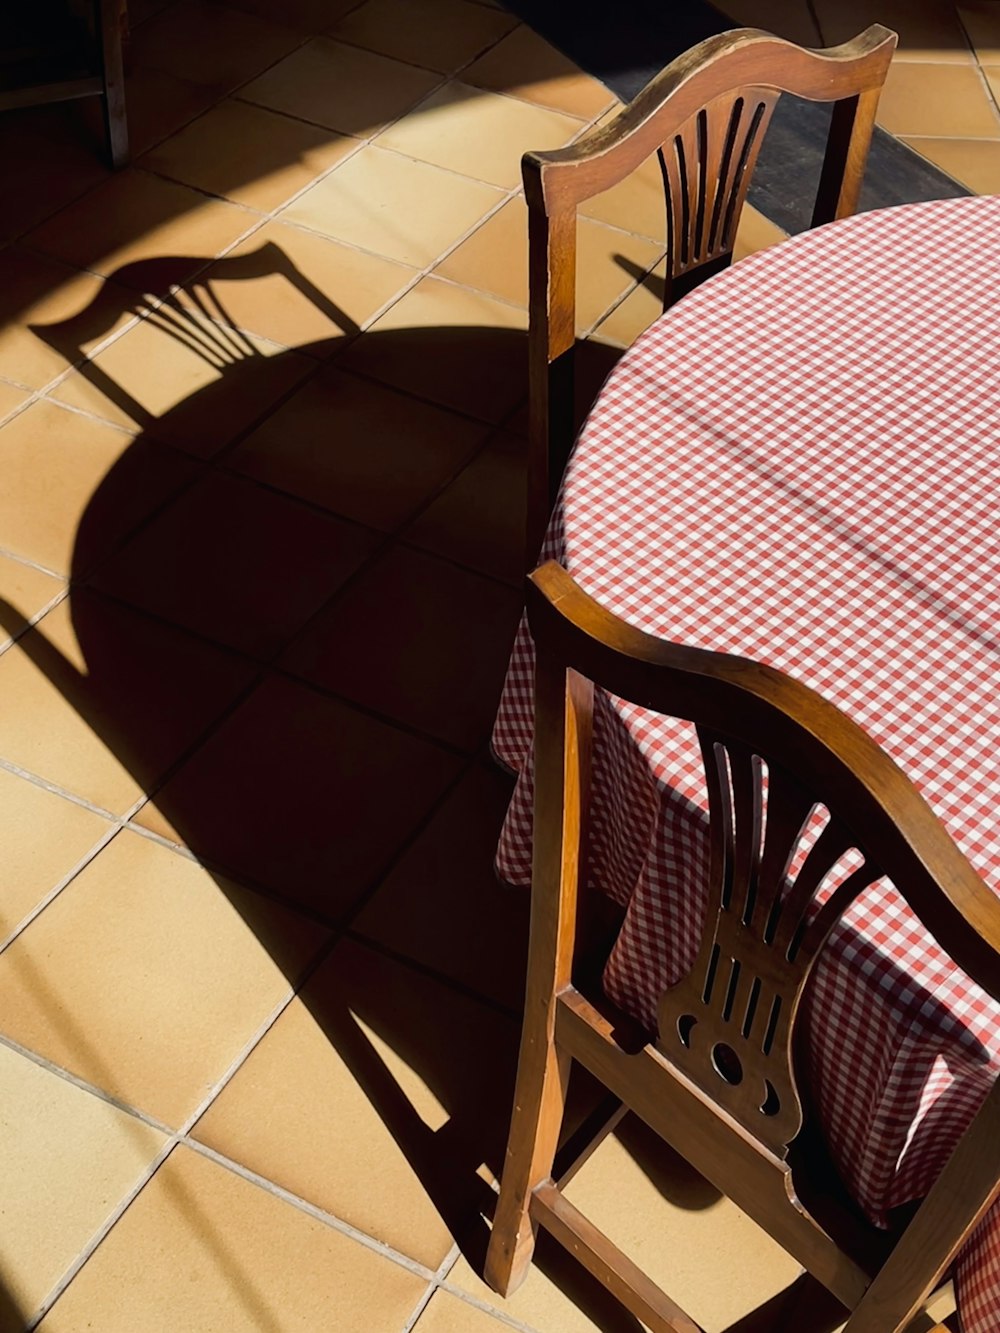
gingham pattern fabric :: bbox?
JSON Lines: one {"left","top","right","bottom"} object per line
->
{"left": 493, "top": 196, "right": 1000, "bottom": 1333}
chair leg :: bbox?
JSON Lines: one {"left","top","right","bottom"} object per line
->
{"left": 98, "top": 0, "right": 129, "bottom": 168}
{"left": 484, "top": 1028, "right": 571, "bottom": 1296}
{"left": 840, "top": 1081, "right": 1000, "bottom": 1333}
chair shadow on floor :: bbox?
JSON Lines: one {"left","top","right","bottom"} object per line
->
{"left": 0, "top": 244, "right": 874, "bottom": 1333}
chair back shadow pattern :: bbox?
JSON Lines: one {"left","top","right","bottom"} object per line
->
{"left": 522, "top": 23, "right": 897, "bottom": 563}
{"left": 485, "top": 561, "right": 1000, "bottom": 1333}
{"left": 29, "top": 241, "right": 362, "bottom": 426}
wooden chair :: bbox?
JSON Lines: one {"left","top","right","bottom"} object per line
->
{"left": 0, "top": 0, "right": 128, "bottom": 167}
{"left": 522, "top": 24, "right": 897, "bottom": 564}
{"left": 485, "top": 561, "right": 1000, "bottom": 1333}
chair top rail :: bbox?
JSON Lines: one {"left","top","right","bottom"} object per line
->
{"left": 526, "top": 560, "right": 1000, "bottom": 1002}
{"left": 523, "top": 24, "right": 897, "bottom": 213}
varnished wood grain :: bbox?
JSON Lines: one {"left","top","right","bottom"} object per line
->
{"left": 485, "top": 560, "right": 996, "bottom": 1333}
{"left": 522, "top": 25, "right": 896, "bottom": 565}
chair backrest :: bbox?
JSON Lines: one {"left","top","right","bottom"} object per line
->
{"left": 494, "top": 560, "right": 1000, "bottom": 1333}
{"left": 522, "top": 25, "right": 897, "bottom": 564}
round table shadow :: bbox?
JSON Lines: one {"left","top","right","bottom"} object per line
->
{"left": 0, "top": 251, "right": 835, "bottom": 1333}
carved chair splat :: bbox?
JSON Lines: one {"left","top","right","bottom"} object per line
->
{"left": 485, "top": 562, "right": 1000, "bottom": 1333}
{"left": 522, "top": 24, "right": 897, "bottom": 564}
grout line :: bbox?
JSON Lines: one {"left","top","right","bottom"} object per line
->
{"left": 803, "top": 0, "right": 825, "bottom": 47}
{"left": 397, "top": 1243, "right": 498, "bottom": 1333}
{"left": 0, "top": 749, "right": 342, "bottom": 944}
{"left": 0, "top": 1029, "right": 175, "bottom": 1136}
{"left": 894, "top": 131, "right": 1000, "bottom": 141}
{"left": 25, "top": 1141, "right": 177, "bottom": 1331}
{"left": 0, "top": 756, "right": 121, "bottom": 823}
{"left": 333, "top": 750, "right": 479, "bottom": 927}
{"left": 174, "top": 943, "right": 340, "bottom": 1138}
{"left": 954, "top": 60, "right": 999, "bottom": 125}
{"left": 947, "top": 2, "right": 987, "bottom": 71}
{"left": 0, "top": 568, "right": 68, "bottom": 641}
{"left": 342, "top": 924, "right": 522, "bottom": 1024}
{"left": 435, "top": 1276, "right": 548, "bottom": 1333}
{"left": 66, "top": 573, "right": 484, "bottom": 760}
{"left": 1, "top": 17, "right": 703, "bottom": 1333}
{"left": 9, "top": 46, "right": 640, "bottom": 460}
{"left": 125, "top": 14, "right": 328, "bottom": 160}
{"left": 180, "top": 1137, "right": 442, "bottom": 1281}
{"left": 0, "top": 821, "right": 120, "bottom": 956}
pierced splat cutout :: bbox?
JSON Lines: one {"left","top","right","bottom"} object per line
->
{"left": 657, "top": 735, "right": 881, "bottom": 1155}
{"left": 659, "top": 91, "right": 778, "bottom": 296}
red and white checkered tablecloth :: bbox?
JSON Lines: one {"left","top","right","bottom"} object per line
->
{"left": 492, "top": 195, "right": 1000, "bottom": 1331}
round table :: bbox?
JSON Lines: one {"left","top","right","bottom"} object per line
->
{"left": 492, "top": 194, "right": 1000, "bottom": 1332}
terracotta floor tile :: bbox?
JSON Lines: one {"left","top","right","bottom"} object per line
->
{"left": 340, "top": 276, "right": 527, "bottom": 422}
{"left": 578, "top": 143, "right": 669, "bottom": 241}
{"left": 128, "top": 0, "right": 176, "bottom": 25}
{"left": 330, "top": 0, "right": 518, "bottom": 74}
{"left": 711, "top": 0, "right": 821, "bottom": 45}
{"left": 594, "top": 204, "right": 786, "bottom": 348}
{"left": 213, "top": 0, "right": 362, "bottom": 31}
{"left": 446, "top": 1238, "right": 638, "bottom": 1333}
{"left": 192, "top": 937, "right": 519, "bottom": 1268}
{"left": 433, "top": 196, "right": 530, "bottom": 307}
{"left": 733, "top": 203, "right": 790, "bottom": 261}
{"left": 34, "top": 1145, "right": 428, "bottom": 1333}
{"left": 576, "top": 219, "right": 669, "bottom": 331}
{"left": 0, "top": 769, "right": 110, "bottom": 940}
{"left": 0, "top": 1044, "right": 166, "bottom": 1325}
{"left": 92, "top": 469, "right": 378, "bottom": 658}
{"left": 140, "top": 100, "right": 361, "bottom": 212}
{"left": 193, "top": 219, "right": 416, "bottom": 353}
{"left": 437, "top": 196, "right": 662, "bottom": 329}
{"left": 501, "top": 337, "right": 621, "bottom": 442}
{"left": 462, "top": 24, "right": 618, "bottom": 119}
{"left": 405, "top": 431, "right": 527, "bottom": 585}
{"left": 0, "top": 831, "right": 328, "bottom": 1126}
{"left": 814, "top": 0, "right": 974, "bottom": 62}
{"left": 560, "top": 1117, "right": 802, "bottom": 1329}
{"left": 591, "top": 258, "right": 667, "bottom": 350}
{"left": 878, "top": 62, "right": 1000, "bottom": 137}
{"left": 8, "top": 5, "right": 991, "bottom": 1327}
{"left": 958, "top": 4, "right": 1000, "bottom": 64}
{"left": 229, "top": 367, "right": 488, "bottom": 530}
{"left": 437, "top": 187, "right": 666, "bottom": 325}
{"left": 0, "top": 248, "right": 139, "bottom": 391}
{"left": 240, "top": 37, "right": 443, "bottom": 136}
{"left": 128, "top": 0, "right": 303, "bottom": 92}
{"left": 0, "top": 554, "right": 64, "bottom": 654}
{"left": 0, "top": 105, "right": 110, "bottom": 245}
{"left": 26, "top": 169, "right": 258, "bottom": 293}
{"left": 413, "top": 1290, "right": 524, "bottom": 1333}
{"left": 51, "top": 312, "right": 314, "bottom": 458}
{"left": 354, "top": 763, "right": 525, "bottom": 1009}
{"left": 374, "top": 80, "right": 583, "bottom": 188}
{"left": 903, "top": 135, "right": 1000, "bottom": 192}
{"left": 0, "top": 590, "right": 255, "bottom": 813}
{"left": 283, "top": 544, "right": 522, "bottom": 751}
{"left": 0, "top": 400, "right": 194, "bottom": 577}
{"left": 0, "top": 381, "right": 29, "bottom": 423}
{"left": 279, "top": 144, "right": 504, "bottom": 267}
{"left": 452, "top": 1116, "right": 802, "bottom": 1333}
{"left": 130, "top": 674, "right": 463, "bottom": 915}
{"left": 116, "top": 66, "right": 219, "bottom": 159}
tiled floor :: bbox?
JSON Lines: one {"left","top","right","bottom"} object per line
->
{"left": 724, "top": 0, "right": 1000, "bottom": 191}
{"left": 0, "top": 1, "right": 992, "bottom": 1329}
